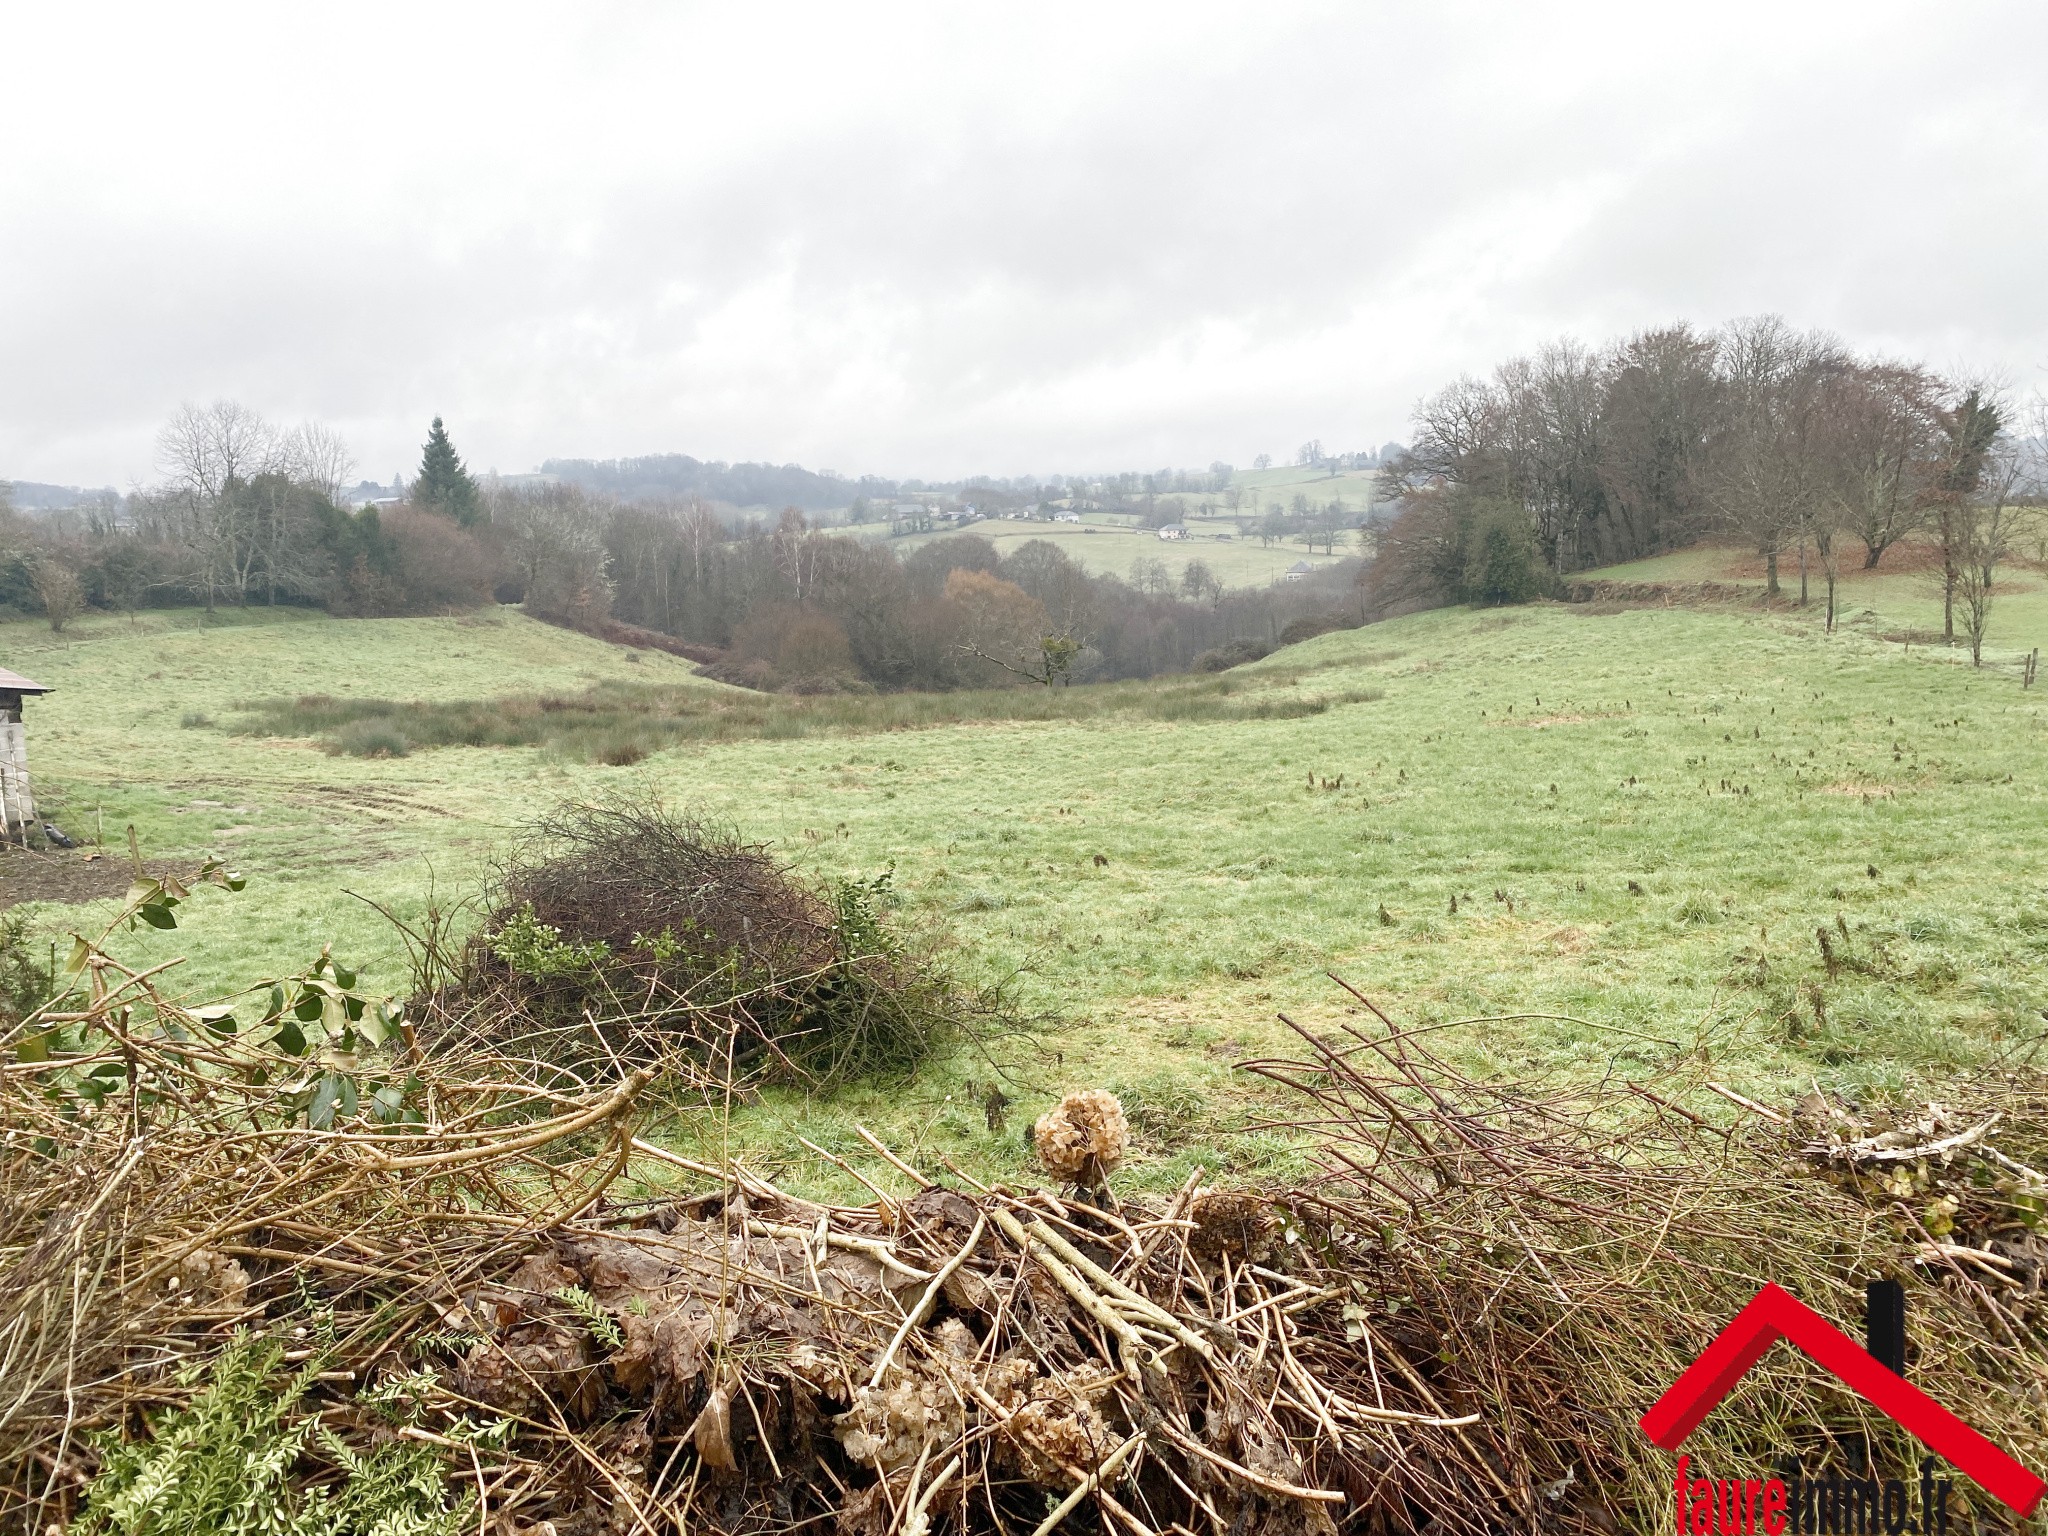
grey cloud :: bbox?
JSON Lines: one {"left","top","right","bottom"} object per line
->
{"left": 4, "top": 1, "right": 2044, "bottom": 487}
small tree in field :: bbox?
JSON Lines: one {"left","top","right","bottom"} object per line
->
{"left": 1953, "top": 428, "right": 2026, "bottom": 666}
{"left": 1704, "top": 318, "right": 1842, "bottom": 599}
{"left": 29, "top": 557, "right": 84, "bottom": 632}
{"left": 1927, "top": 387, "right": 2003, "bottom": 644}
{"left": 414, "top": 417, "right": 480, "bottom": 526}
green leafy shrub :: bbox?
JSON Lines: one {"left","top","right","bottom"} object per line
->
{"left": 76, "top": 1333, "right": 474, "bottom": 1536}
{"left": 0, "top": 911, "right": 50, "bottom": 1028}
{"left": 1461, "top": 504, "right": 1545, "bottom": 606}
{"left": 488, "top": 903, "right": 612, "bottom": 979}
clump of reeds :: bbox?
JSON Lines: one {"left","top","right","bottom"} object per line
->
{"left": 234, "top": 662, "right": 1384, "bottom": 762}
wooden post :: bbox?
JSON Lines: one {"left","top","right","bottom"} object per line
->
{"left": 0, "top": 673, "right": 52, "bottom": 847}
{"left": 0, "top": 717, "right": 31, "bottom": 846}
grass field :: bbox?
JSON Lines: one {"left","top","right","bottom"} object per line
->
{"left": 6, "top": 580, "right": 2047, "bottom": 1197}
{"left": 1232, "top": 463, "right": 1381, "bottom": 514}
{"left": 833, "top": 512, "right": 1356, "bottom": 587}
{"left": 1582, "top": 534, "right": 2048, "bottom": 654}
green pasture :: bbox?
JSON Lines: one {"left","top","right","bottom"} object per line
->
{"left": 5, "top": 586, "right": 2047, "bottom": 1196}
{"left": 1584, "top": 536, "right": 2048, "bottom": 652}
{"left": 833, "top": 514, "right": 1354, "bottom": 587}
{"left": 1231, "top": 463, "right": 1380, "bottom": 513}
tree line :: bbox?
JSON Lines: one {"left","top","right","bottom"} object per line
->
{"left": 1373, "top": 316, "right": 2047, "bottom": 661}
{"left": 0, "top": 403, "right": 1365, "bottom": 691}
{"left": 599, "top": 504, "right": 1363, "bottom": 690}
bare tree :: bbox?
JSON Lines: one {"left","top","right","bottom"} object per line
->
{"left": 28, "top": 557, "right": 84, "bottom": 633}
{"left": 1813, "top": 363, "right": 1938, "bottom": 630}
{"left": 493, "top": 482, "right": 613, "bottom": 621}
{"left": 1127, "top": 555, "right": 1172, "bottom": 596}
{"left": 1830, "top": 364, "right": 1938, "bottom": 570}
{"left": 157, "top": 400, "right": 275, "bottom": 503}
{"left": 281, "top": 422, "right": 356, "bottom": 505}
{"left": 1703, "top": 317, "right": 1845, "bottom": 598}
{"left": 155, "top": 400, "right": 281, "bottom": 611}
{"left": 1595, "top": 324, "right": 1722, "bottom": 563}
{"left": 1952, "top": 414, "right": 2026, "bottom": 666}
{"left": 1925, "top": 384, "right": 2005, "bottom": 643}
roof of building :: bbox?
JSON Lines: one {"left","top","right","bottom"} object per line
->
{"left": 1287, "top": 560, "right": 1314, "bottom": 572}
{"left": 0, "top": 668, "right": 52, "bottom": 695}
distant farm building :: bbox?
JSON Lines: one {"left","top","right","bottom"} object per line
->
{"left": 1052, "top": 511, "right": 1082, "bottom": 524}
{"left": 1156, "top": 524, "right": 1189, "bottom": 541}
{"left": 0, "top": 667, "right": 52, "bottom": 845}
{"left": 1282, "top": 560, "right": 1314, "bottom": 582}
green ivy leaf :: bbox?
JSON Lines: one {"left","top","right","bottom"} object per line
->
{"left": 275, "top": 1017, "right": 307, "bottom": 1056}
{"left": 136, "top": 901, "right": 179, "bottom": 931}
{"left": 191, "top": 1003, "right": 238, "bottom": 1036}
{"left": 307, "top": 1073, "right": 347, "bottom": 1130}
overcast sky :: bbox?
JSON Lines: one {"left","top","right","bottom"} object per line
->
{"left": 6, "top": 2, "right": 2046, "bottom": 490}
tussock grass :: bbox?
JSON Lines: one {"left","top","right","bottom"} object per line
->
{"left": 237, "top": 668, "right": 1385, "bottom": 760}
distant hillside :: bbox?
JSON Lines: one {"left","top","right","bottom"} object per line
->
{"left": 541, "top": 454, "right": 897, "bottom": 512}
{"left": 5, "top": 480, "right": 120, "bottom": 513}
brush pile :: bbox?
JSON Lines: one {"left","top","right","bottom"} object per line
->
{"left": 1240, "top": 986, "right": 2048, "bottom": 1530}
{"left": 3, "top": 892, "right": 2045, "bottom": 1534}
{"left": 0, "top": 922, "right": 1482, "bottom": 1536}
{"left": 415, "top": 796, "right": 996, "bottom": 1091}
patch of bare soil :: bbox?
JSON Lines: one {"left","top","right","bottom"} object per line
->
{"left": 0, "top": 849, "right": 187, "bottom": 911}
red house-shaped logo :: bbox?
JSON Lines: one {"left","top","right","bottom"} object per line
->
{"left": 1640, "top": 1283, "right": 2044, "bottom": 1517}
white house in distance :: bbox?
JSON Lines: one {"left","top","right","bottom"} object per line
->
{"left": 1052, "top": 510, "right": 1082, "bottom": 524}
{"left": 1281, "top": 560, "right": 1314, "bottom": 582}
{"left": 1156, "top": 523, "right": 1189, "bottom": 541}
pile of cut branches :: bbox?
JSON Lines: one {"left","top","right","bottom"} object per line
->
{"left": 4, "top": 894, "right": 2045, "bottom": 1535}
{"left": 0, "top": 908, "right": 1483, "bottom": 1534}
{"left": 409, "top": 796, "right": 1006, "bottom": 1092}
{"left": 1242, "top": 981, "right": 2048, "bottom": 1531}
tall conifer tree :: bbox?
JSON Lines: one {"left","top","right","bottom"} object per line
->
{"left": 414, "top": 416, "right": 480, "bottom": 525}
